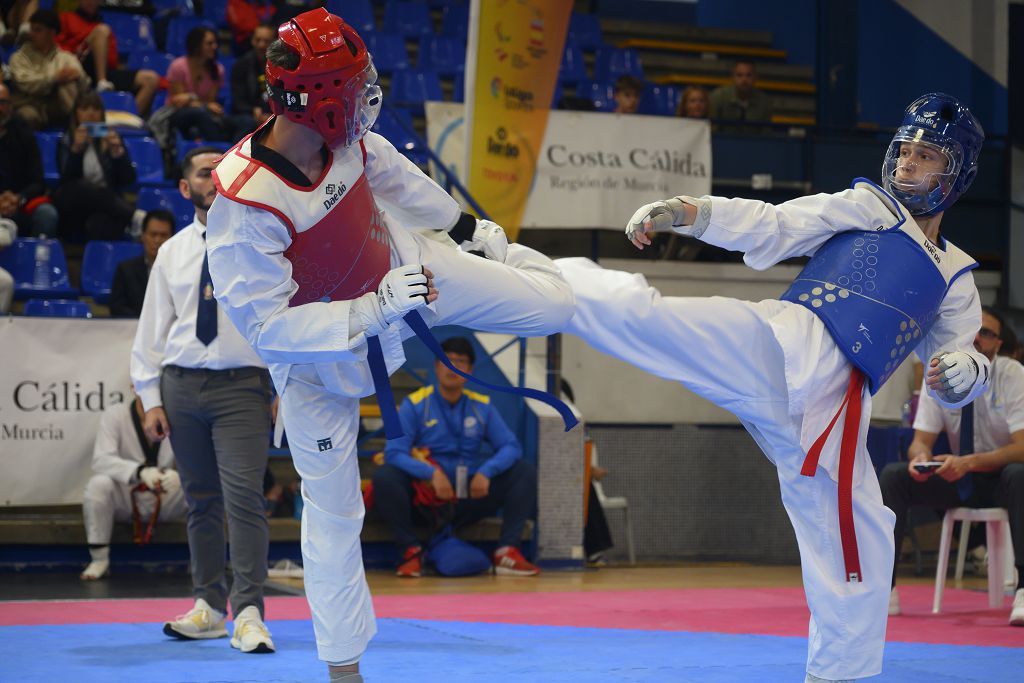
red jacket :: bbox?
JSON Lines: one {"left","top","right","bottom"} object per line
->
{"left": 58, "top": 10, "right": 118, "bottom": 71}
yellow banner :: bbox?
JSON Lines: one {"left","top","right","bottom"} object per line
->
{"left": 464, "top": 0, "right": 572, "bottom": 240}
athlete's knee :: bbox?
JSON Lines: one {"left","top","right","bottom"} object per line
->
{"left": 84, "top": 474, "right": 117, "bottom": 503}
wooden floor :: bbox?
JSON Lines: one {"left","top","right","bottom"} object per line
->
{"left": 270, "top": 563, "right": 993, "bottom": 597}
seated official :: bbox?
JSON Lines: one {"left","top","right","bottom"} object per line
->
{"left": 81, "top": 395, "right": 188, "bottom": 580}
{"left": 108, "top": 209, "right": 174, "bottom": 318}
{"left": 371, "top": 336, "right": 539, "bottom": 578}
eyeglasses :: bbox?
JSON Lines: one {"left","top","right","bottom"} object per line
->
{"left": 978, "top": 327, "right": 999, "bottom": 340}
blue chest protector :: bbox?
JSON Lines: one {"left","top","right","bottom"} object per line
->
{"left": 779, "top": 179, "right": 978, "bottom": 394}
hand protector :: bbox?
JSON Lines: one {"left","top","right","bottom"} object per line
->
{"left": 625, "top": 197, "right": 687, "bottom": 247}
{"left": 929, "top": 350, "right": 980, "bottom": 402}
{"left": 139, "top": 466, "right": 163, "bottom": 491}
{"left": 352, "top": 264, "right": 431, "bottom": 338}
{"left": 458, "top": 220, "right": 508, "bottom": 262}
{"left": 159, "top": 469, "right": 181, "bottom": 495}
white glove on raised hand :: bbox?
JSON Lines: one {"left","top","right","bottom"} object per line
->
{"left": 927, "top": 350, "right": 980, "bottom": 403}
{"left": 159, "top": 469, "right": 181, "bottom": 495}
{"left": 458, "top": 219, "right": 509, "bottom": 262}
{"left": 138, "top": 466, "right": 163, "bottom": 491}
{"left": 352, "top": 264, "right": 435, "bottom": 338}
{"left": 625, "top": 197, "right": 687, "bottom": 250}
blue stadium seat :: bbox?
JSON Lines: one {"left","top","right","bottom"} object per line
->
{"left": 80, "top": 241, "right": 144, "bottom": 304}
{"left": 365, "top": 32, "right": 409, "bottom": 74}
{"left": 174, "top": 133, "right": 231, "bottom": 164}
{"left": 127, "top": 50, "right": 175, "bottom": 76}
{"left": 100, "top": 90, "right": 138, "bottom": 115}
{"left": 201, "top": 0, "right": 227, "bottom": 23}
{"left": 34, "top": 132, "right": 61, "bottom": 186}
{"left": 594, "top": 47, "right": 643, "bottom": 82}
{"left": 440, "top": 3, "right": 468, "bottom": 38}
{"left": 325, "top": 0, "right": 375, "bottom": 33}
{"left": 559, "top": 43, "right": 586, "bottom": 86}
{"left": 165, "top": 17, "right": 214, "bottom": 56}
{"left": 639, "top": 83, "right": 681, "bottom": 117}
{"left": 123, "top": 136, "right": 166, "bottom": 185}
{"left": 388, "top": 69, "right": 443, "bottom": 115}
{"left": 23, "top": 298, "right": 91, "bottom": 318}
{"left": 151, "top": 89, "right": 168, "bottom": 112}
{"left": 151, "top": 0, "right": 194, "bottom": 17}
{"left": 371, "top": 106, "right": 426, "bottom": 165}
{"left": 0, "top": 238, "right": 78, "bottom": 300}
{"left": 418, "top": 35, "right": 463, "bottom": 77}
{"left": 576, "top": 80, "right": 616, "bottom": 112}
{"left": 104, "top": 12, "right": 157, "bottom": 54}
{"left": 382, "top": 1, "right": 432, "bottom": 38}
{"left": 568, "top": 12, "right": 603, "bottom": 51}
{"left": 136, "top": 186, "right": 194, "bottom": 231}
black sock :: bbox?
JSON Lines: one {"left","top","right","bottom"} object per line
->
{"left": 1017, "top": 566, "right": 1024, "bottom": 591}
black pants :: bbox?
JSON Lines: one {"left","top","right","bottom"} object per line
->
{"left": 879, "top": 462, "right": 1024, "bottom": 588}
{"left": 584, "top": 483, "right": 614, "bottom": 557}
{"left": 372, "top": 459, "right": 537, "bottom": 551}
{"left": 52, "top": 180, "right": 134, "bottom": 242}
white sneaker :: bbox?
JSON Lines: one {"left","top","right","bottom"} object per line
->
{"left": 888, "top": 587, "right": 900, "bottom": 616}
{"left": 231, "top": 605, "right": 275, "bottom": 653}
{"left": 267, "top": 558, "right": 304, "bottom": 579}
{"left": 79, "top": 559, "right": 109, "bottom": 580}
{"left": 1010, "top": 588, "right": 1024, "bottom": 627}
{"left": 163, "top": 598, "right": 228, "bottom": 640}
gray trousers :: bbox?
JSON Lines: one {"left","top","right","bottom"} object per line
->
{"left": 161, "top": 365, "right": 273, "bottom": 617}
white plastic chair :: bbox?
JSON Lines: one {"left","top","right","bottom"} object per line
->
{"left": 932, "top": 507, "right": 1013, "bottom": 613}
{"left": 591, "top": 443, "right": 636, "bottom": 565}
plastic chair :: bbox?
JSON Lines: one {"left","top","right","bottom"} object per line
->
{"left": 165, "top": 17, "right": 214, "bottom": 55}
{"left": 23, "top": 298, "right": 91, "bottom": 318}
{"left": 201, "top": 0, "right": 227, "bottom": 23}
{"left": 81, "top": 241, "right": 144, "bottom": 304}
{"left": 127, "top": 50, "right": 175, "bottom": 76}
{"left": 100, "top": 90, "right": 139, "bottom": 115}
{"left": 0, "top": 238, "right": 78, "bottom": 300}
{"left": 34, "top": 132, "right": 61, "bottom": 186}
{"left": 568, "top": 12, "right": 603, "bottom": 51}
{"left": 418, "top": 35, "right": 464, "bottom": 77}
{"left": 576, "top": 80, "right": 616, "bottom": 112}
{"left": 371, "top": 106, "right": 426, "bottom": 165}
{"left": 559, "top": 43, "right": 586, "bottom": 86}
{"left": 136, "top": 186, "right": 194, "bottom": 231}
{"left": 440, "top": 3, "right": 468, "bottom": 38}
{"left": 382, "top": 1, "right": 432, "bottom": 38}
{"left": 639, "top": 83, "right": 681, "bottom": 117}
{"left": 325, "top": 0, "right": 375, "bottom": 33}
{"left": 933, "top": 507, "right": 1014, "bottom": 612}
{"left": 123, "top": 136, "right": 166, "bottom": 185}
{"left": 365, "top": 32, "right": 410, "bottom": 74}
{"left": 104, "top": 13, "right": 156, "bottom": 54}
{"left": 595, "top": 47, "right": 643, "bottom": 82}
{"left": 591, "top": 442, "right": 636, "bottom": 565}
{"left": 389, "top": 69, "right": 443, "bottom": 115}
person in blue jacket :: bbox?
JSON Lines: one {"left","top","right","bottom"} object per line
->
{"left": 371, "top": 336, "right": 540, "bottom": 578}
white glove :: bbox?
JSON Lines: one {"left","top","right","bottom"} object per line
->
{"left": 0, "top": 217, "right": 16, "bottom": 248}
{"left": 928, "top": 350, "right": 980, "bottom": 402}
{"left": 159, "top": 469, "right": 181, "bottom": 495}
{"left": 352, "top": 264, "right": 433, "bottom": 337}
{"left": 458, "top": 219, "right": 509, "bottom": 262}
{"left": 625, "top": 197, "right": 687, "bottom": 249}
{"left": 138, "top": 466, "right": 163, "bottom": 491}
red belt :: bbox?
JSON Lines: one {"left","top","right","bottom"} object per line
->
{"left": 131, "top": 483, "right": 162, "bottom": 545}
{"left": 800, "top": 368, "right": 864, "bottom": 583}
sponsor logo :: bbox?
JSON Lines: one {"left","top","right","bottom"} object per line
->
{"left": 546, "top": 145, "right": 708, "bottom": 177}
{"left": 502, "top": 85, "right": 534, "bottom": 111}
{"left": 1, "top": 423, "right": 65, "bottom": 440}
{"left": 490, "top": 77, "right": 503, "bottom": 98}
{"left": 922, "top": 238, "right": 942, "bottom": 264}
{"left": 12, "top": 381, "right": 126, "bottom": 413}
{"left": 317, "top": 438, "right": 333, "bottom": 452}
{"left": 858, "top": 323, "right": 873, "bottom": 344}
{"left": 322, "top": 181, "right": 348, "bottom": 211}
{"left": 284, "top": 91, "right": 308, "bottom": 111}
{"left": 486, "top": 127, "right": 520, "bottom": 159}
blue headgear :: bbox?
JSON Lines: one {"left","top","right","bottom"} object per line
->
{"left": 881, "top": 93, "right": 984, "bottom": 216}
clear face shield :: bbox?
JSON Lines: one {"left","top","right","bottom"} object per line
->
{"left": 346, "top": 59, "right": 382, "bottom": 146}
{"left": 881, "top": 125, "right": 963, "bottom": 215}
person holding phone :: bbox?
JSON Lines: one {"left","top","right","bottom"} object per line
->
{"left": 53, "top": 89, "right": 137, "bottom": 241}
{"left": 880, "top": 306, "right": 1024, "bottom": 625}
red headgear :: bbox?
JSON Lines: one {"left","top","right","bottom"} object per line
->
{"left": 266, "top": 8, "right": 382, "bottom": 148}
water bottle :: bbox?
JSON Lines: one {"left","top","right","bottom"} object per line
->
{"left": 33, "top": 237, "right": 50, "bottom": 288}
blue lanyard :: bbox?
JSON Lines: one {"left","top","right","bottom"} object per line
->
{"left": 436, "top": 393, "right": 467, "bottom": 458}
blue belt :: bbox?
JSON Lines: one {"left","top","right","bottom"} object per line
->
{"left": 365, "top": 310, "right": 578, "bottom": 439}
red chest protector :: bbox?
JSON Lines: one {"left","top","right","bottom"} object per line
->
{"left": 213, "top": 132, "right": 391, "bottom": 307}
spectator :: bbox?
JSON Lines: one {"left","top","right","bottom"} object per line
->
{"left": 130, "top": 147, "right": 275, "bottom": 653}
{"left": 53, "top": 90, "right": 137, "bottom": 242}
{"left": 226, "top": 0, "right": 274, "bottom": 53}
{"left": 709, "top": 60, "right": 773, "bottom": 122}
{"left": 108, "top": 208, "right": 174, "bottom": 318}
{"left": 677, "top": 85, "right": 709, "bottom": 119}
{"left": 880, "top": 306, "right": 1024, "bottom": 626}
{"left": 0, "top": 216, "right": 14, "bottom": 313}
{"left": 0, "top": 81, "right": 59, "bottom": 238}
{"left": 372, "top": 336, "right": 540, "bottom": 578}
{"left": 0, "top": 0, "right": 39, "bottom": 47}
{"left": 80, "top": 394, "right": 188, "bottom": 580}
{"left": 229, "top": 21, "right": 273, "bottom": 128}
{"left": 8, "top": 8, "right": 88, "bottom": 130}
{"left": 167, "top": 26, "right": 250, "bottom": 142}
{"left": 612, "top": 74, "right": 642, "bottom": 114}
{"left": 57, "top": 0, "right": 160, "bottom": 116}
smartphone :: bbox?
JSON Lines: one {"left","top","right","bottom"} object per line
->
{"left": 913, "top": 462, "right": 942, "bottom": 473}
{"left": 84, "top": 122, "right": 108, "bottom": 138}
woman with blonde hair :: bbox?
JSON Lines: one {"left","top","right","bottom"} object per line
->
{"left": 677, "top": 85, "right": 709, "bottom": 119}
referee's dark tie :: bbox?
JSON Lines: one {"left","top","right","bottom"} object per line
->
{"left": 196, "top": 240, "right": 217, "bottom": 345}
{"left": 956, "top": 401, "right": 974, "bottom": 500}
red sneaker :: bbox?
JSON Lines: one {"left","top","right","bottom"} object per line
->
{"left": 396, "top": 546, "right": 422, "bottom": 578}
{"left": 493, "top": 546, "right": 540, "bottom": 576}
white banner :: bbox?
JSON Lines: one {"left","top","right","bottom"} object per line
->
{"left": 426, "top": 102, "right": 712, "bottom": 229}
{"left": 0, "top": 317, "right": 137, "bottom": 506}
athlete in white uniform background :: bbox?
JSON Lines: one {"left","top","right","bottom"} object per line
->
{"left": 204, "top": 9, "right": 572, "bottom": 682}
{"left": 557, "top": 93, "right": 989, "bottom": 682}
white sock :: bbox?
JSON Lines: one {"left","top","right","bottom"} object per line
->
{"left": 81, "top": 546, "right": 110, "bottom": 579}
